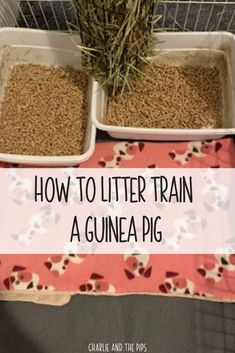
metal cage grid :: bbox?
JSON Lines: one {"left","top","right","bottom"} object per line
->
{"left": 1, "top": 0, "right": 235, "bottom": 33}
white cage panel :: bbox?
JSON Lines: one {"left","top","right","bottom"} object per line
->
{"left": 0, "top": 0, "right": 78, "bottom": 30}
{"left": 0, "top": 0, "right": 235, "bottom": 32}
{"left": 156, "top": 0, "right": 235, "bottom": 32}
{"left": 0, "top": 0, "right": 20, "bottom": 27}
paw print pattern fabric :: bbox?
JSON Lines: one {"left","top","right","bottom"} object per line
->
{"left": 0, "top": 138, "right": 235, "bottom": 305}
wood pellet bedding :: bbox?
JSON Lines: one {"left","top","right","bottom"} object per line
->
{"left": 0, "top": 61, "right": 224, "bottom": 158}
{"left": 105, "top": 61, "right": 223, "bottom": 129}
{"left": 0, "top": 64, "right": 88, "bottom": 156}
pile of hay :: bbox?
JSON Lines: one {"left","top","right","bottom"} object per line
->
{"left": 73, "top": 0, "right": 156, "bottom": 96}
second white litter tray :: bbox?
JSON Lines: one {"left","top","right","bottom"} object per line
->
{"left": 0, "top": 28, "right": 96, "bottom": 166}
{"left": 92, "top": 31, "right": 235, "bottom": 141}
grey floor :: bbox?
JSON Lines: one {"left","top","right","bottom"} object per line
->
{"left": 1, "top": 295, "right": 235, "bottom": 353}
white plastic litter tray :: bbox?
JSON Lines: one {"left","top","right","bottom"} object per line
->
{"left": 92, "top": 32, "right": 235, "bottom": 141}
{"left": 0, "top": 28, "right": 96, "bottom": 166}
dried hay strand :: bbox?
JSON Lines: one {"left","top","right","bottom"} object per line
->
{"left": 73, "top": 0, "right": 157, "bottom": 96}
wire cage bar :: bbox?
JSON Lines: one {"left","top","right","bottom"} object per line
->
{"left": 0, "top": 0, "right": 78, "bottom": 30}
{"left": 1, "top": 0, "right": 235, "bottom": 33}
